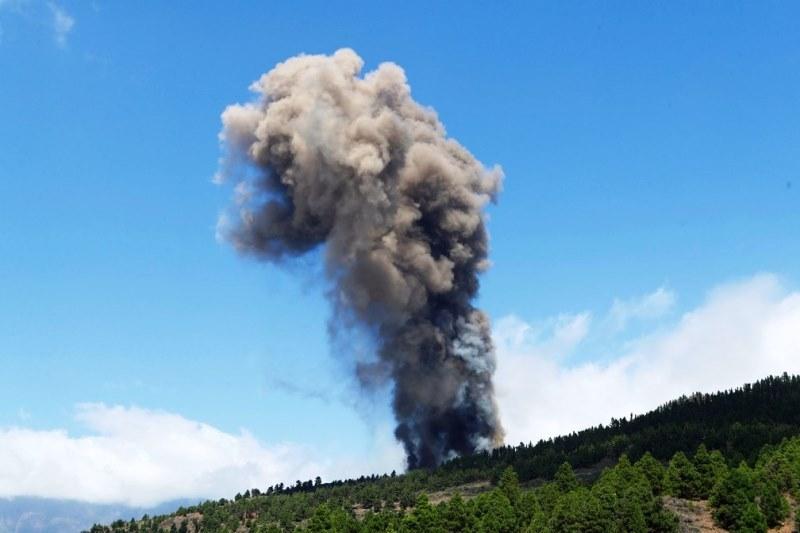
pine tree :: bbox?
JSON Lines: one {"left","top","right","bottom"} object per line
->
{"left": 402, "top": 494, "right": 440, "bottom": 533}
{"left": 475, "top": 490, "right": 516, "bottom": 533}
{"left": 710, "top": 463, "right": 757, "bottom": 530}
{"left": 510, "top": 488, "right": 540, "bottom": 530}
{"left": 589, "top": 480, "right": 618, "bottom": 530}
{"left": 757, "top": 481, "right": 788, "bottom": 528}
{"left": 524, "top": 505, "right": 547, "bottom": 533}
{"left": 664, "top": 451, "right": 701, "bottom": 499}
{"left": 616, "top": 486, "right": 648, "bottom": 533}
{"left": 737, "top": 502, "right": 768, "bottom": 533}
{"left": 440, "top": 493, "right": 474, "bottom": 533}
{"left": 693, "top": 444, "right": 717, "bottom": 497}
{"left": 498, "top": 466, "right": 521, "bottom": 504}
{"left": 646, "top": 498, "right": 680, "bottom": 533}
{"left": 554, "top": 462, "right": 579, "bottom": 493}
{"left": 635, "top": 452, "right": 666, "bottom": 495}
{"left": 547, "top": 488, "right": 604, "bottom": 533}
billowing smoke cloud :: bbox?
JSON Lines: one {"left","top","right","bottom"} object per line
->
{"left": 216, "top": 49, "right": 504, "bottom": 468}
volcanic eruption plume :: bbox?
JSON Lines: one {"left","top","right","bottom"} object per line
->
{"left": 216, "top": 49, "right": 504, "bottom": 468}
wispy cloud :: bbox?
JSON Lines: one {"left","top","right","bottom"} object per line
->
{"left": 0, "top": 1, "right": 76, "bottom": 48}
{"left": 493, "top": 312, "right": 591, "bottom": 361}
{"left": 607, "top": 286, "right": 676, "bottom": 331}
{"left": 495, "top": 274, "right": 800, "bottom": 445}
{"left": 0, "top": 404, "right": 403, "bottom": 506}
{"left": 47, "top": 2, "right": 73, "bottom": 47}
{"left": 0, "top": 0, "right": 16, "bottom": 45}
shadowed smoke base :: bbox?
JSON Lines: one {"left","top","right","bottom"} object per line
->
{"left": 215, "top": 48, "right": 504, "bottom": 468}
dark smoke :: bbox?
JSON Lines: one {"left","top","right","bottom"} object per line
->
{"left": 216, "top": 49, "right": 504, "bottom": 468}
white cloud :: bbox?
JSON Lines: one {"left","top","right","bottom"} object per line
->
{"left": 494, "top": 312, "right": 591, "bottom": 361}
{"left": 48, "top": 2, "right": 73, "bottom": 47}
{"left": 607, "top": 286, "right": 676, "bottom": 331}
{"left": 0, "top": 404, "right": 403, "bottom": 507}
{"left": 495, "top": 274, "right": 800, "bottom": 446}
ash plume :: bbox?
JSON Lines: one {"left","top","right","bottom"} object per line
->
{"left": 216, "top": 49, "right": 504, "bottom": 468}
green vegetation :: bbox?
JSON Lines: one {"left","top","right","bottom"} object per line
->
{"left": 87, "top": 374, "right": 800, "bottom": 532}
{"left": 705, "top": 436, "right": 799, "bottom": 532}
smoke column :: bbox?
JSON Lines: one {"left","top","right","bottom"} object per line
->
{"left": 216, "top": 49, "right": 504, "bottom": 468}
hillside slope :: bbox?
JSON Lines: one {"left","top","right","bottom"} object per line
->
{"left": 88, "top": 374, "right": 800, "bottom": 533}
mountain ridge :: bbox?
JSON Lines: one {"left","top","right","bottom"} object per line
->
{"left": 0, "top": 497, "right": 195, "bottom": 533}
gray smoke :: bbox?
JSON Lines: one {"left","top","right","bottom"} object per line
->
{"left": 216, "top": 49, "right": 504, "bottom": 468}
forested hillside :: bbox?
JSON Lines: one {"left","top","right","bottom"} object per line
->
{"left": 449, "top": 373, "right": 800, "bottom": 481}
{"left": 88, "top": 374, "right": 800, "bottom": 533}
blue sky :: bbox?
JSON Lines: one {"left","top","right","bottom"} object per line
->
{"left": 0, "top": 1, "right": 799, "bottom": 505}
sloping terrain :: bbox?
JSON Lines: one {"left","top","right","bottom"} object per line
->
{"left": 664, "top": 497, "right": 797, "bottom": 533}
{"left": 87, "top": 374, "right": 800, "bottom": 532}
